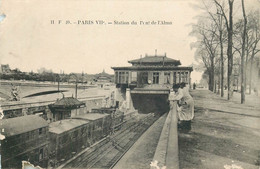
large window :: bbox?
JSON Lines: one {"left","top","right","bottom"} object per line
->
{"left": 115, "top": 72, "right": 118, "bottom": 83}
{"left": 125, "top": 72, "right": 129, "bottom": 83}
{"left": 164, "top": 72, "right": 170, "bottom": 84}
{"left": 185, "top": 72, "right": 188, "bottom": 83}
{"left": 153, "top": 72, "right": 159, "bottom": 84}
{"left": 131, "top": 72, "right": 137, "bottom": 83}
{"left": 116, "top": 71, "right": 129, "bottom": 84}
{"left": 176, "top": 72, "right": 180, "bottom": 83}
{"left": 181, "top": 72, "right": 185, "bottom": 83}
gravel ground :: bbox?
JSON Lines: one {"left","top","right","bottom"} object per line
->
{"left": 114, "top": 113, "right": 167, "bottom": 169}
{"left": 179, "top": 89, "right": 260, "bottom": 169}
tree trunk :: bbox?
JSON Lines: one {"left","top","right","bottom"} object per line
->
{"left": 249, "top": 57, "right": 253, "bottom": 94}
{"left": 214, "top": 80, "right": 217, "bottom": 93}
{"left": 240, "top": 0, "right": 247, "bottom": 104}
{"left": 227, "top": 0, "right": 234, "bottom": 100}
{"left": 220, "top": 30, "right": 224, "bottom": 97}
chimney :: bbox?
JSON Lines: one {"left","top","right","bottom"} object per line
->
{"left": 163, "top": 55, "right": 165, "bottom": 66}
{"left": 155, "top": 49, "right": 157, "bottom": 57}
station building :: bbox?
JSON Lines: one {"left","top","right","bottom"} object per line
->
{"left": 48, "top": 97, "right": 86, "bottom": 122}
{"left": 112, "top": 53, "right": 193, "bottom": 113}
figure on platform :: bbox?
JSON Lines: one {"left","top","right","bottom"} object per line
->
{"left": 168, "top": 82, "right": 194, "bottom": 133}
{"left": 193, "top": 82, "right": 196, "bottom": 90}
{"left": 10, "top": 83, "right": 20, "bottom": 101}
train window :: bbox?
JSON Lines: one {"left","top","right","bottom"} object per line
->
{"left": 88, "top": 125, "right": 91, "bottom": 136}
{"left": 39, "top": 128, "right": 42, "bottom": 135}
{"left": 39, "top": 148, "right": 44, "bottom": 161}
{"left": 81, "top": 127, "right": 85, "bottom": 136}
{"left": 72, "top": 130, "right": 78, "bottom": 139}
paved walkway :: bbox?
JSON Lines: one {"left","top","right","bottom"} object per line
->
{"left": 179, "top": 89, "right": 260, "bottom": 169}
{"left": 113, "top": 113, "right": 167, "bottom": 169}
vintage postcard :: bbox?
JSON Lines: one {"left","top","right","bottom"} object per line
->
{"left": 0, "top": 0, "right": 259, "bottom": 169}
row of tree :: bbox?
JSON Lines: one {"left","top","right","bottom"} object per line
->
{"left": 0, "top": 69, "right": 113, "bottom": 83}
{"left": 191, "top": 0, "right": 260, "bottom": 103}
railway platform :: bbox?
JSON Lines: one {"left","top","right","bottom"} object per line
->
{"left": 114, "top": 89, "right": 260, "bottom": 169}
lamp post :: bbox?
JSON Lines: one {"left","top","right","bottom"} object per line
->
{"left": 55, "top": 74, "right": 60, "bottom": 92}
{"left": 69, "top": 73, "right": 78, "bottom": 99}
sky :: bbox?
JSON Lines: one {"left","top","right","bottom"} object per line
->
{"left": 0, "top": 0, "right": 259, "bottom": 83}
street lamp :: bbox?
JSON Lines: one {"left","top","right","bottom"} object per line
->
{"left": 69, "top": 73, "right": 78, "bottom": 99}
{"left": 54, "top": 74, "right": 60, "bottom": 92}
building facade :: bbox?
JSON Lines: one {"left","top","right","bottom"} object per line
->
{"left": 112, "top": 54, "right": 193, "bottom": 90}
{"left": 111, "top": 53, "right": 193, "bottom": 113}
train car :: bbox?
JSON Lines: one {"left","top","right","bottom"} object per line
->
{"left": 48, "top": 112, "right": 126, "bottom": 167}
{"left": 0, "top": 115, "right": 49, "bottom": 169}
{"left": 72, "top": 113, "right": 112, "bottom": 143}
{"left": 48, "top": 119, "right": 90, "bottom": 167}
{"left": 91, "top": 108, "right": 125, "bottom": 132}
{"left": 111, "top": 110, "right": 125, "bottom": 131}
{"left": 91, "top": 107, "right": 116, "bottom": 114}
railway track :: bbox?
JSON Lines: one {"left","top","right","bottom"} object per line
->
{"left": 62, "top": 113, "right": 160, "bottom": 169}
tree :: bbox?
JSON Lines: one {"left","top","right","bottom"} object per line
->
{"left": 247, "top": 11, "right": 260, "bottom": 94}
{"left": 190, "top": 19, "right": 219, "bottom": 91}
{"left": 202, "top": 0, "right": 227, "bottom": 97}
{"left": 240, "top": 0, "right": 247, "bottom": 104}
{"left": 214, "top": 0, "right": 235, "bottom": 100}
{"left": 233, "top": 10, "right": 260, "bottom": 98}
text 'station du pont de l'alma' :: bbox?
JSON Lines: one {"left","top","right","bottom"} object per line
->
{"left": 50, "top": 20, "right": 173, "bottom": 25}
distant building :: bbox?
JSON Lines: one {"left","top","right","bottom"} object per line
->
{"left": 48, "top": 97, "right": 86, "bottom": 122}
{"left": 95, "top": 70, "right": 112, "bottom": 83}
{"left": 0, "top": 64, "right": 11, "bottom": 74}
{"left": 0, "top": 115, "right": 49, "bottom": 168}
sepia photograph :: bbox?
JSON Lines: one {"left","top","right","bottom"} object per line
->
{"left": 0, "top": 0, "right": 259, "bottom": 168}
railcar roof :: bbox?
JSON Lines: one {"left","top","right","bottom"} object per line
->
{"left": 0, "top": 115, "right": 48, "bottom": 137}
{"left": 72, "top": 113, "right": 110, "bottom": 121}
{"left": 49, "top": 119, "right": 89, "bottom": 134}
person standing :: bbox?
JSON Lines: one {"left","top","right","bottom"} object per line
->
{"left": 169, "top": 82, "right": 194, "bottom": 132}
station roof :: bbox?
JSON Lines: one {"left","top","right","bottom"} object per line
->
{"left": 128, "top": 56, "right": 181, "bottom": 66}
{"left": 0, "top": 115, "right": 48, "bottom": 137}
{"left": 111, "top": 66, "right": 193, "bottom": 71}
{"left": 49, "top": 97, "right": 85, "bottom": 109}
{"left": 72, "top": 113, "right": 110, "bottom": 121}
{"left": 49, "top": 119, "right": 88, "bottom": 134}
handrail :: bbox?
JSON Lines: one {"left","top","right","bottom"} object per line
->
{"left": 166, "top": 101, "right": 179, "bottom": 169}
{"left": 151, "top": 101, "right": 179, "bottom": 169}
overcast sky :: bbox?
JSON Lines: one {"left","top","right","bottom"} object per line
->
{"left": 0, "top": 0, "right": 259, "bottom": 83}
